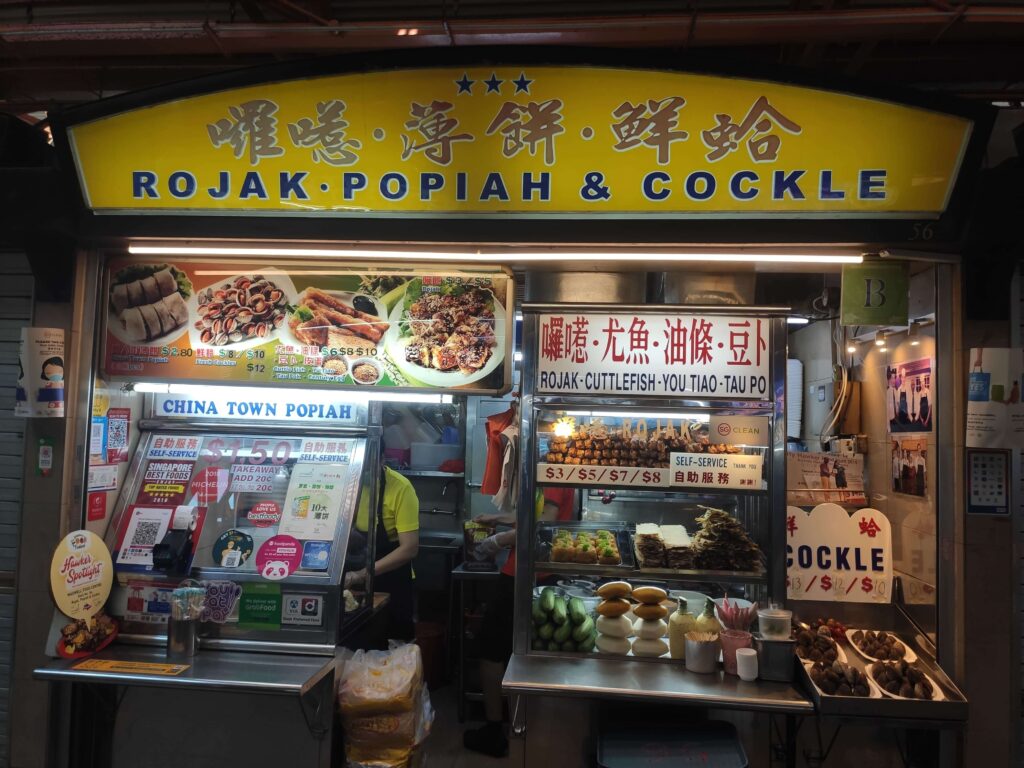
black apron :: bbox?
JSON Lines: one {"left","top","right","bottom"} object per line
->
{"left": 373, "top": 469, "right": 416, "bottom": 642}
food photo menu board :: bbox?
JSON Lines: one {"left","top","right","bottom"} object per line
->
{"left": 102, "top": 260, "right": 513, "bottom": 393}
{"left": 110, "top": 433, "right": 362, "bottom": 583}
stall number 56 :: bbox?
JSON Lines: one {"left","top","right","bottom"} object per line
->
{"left": 203, "top": 439, "right": 292, "bottom": 465}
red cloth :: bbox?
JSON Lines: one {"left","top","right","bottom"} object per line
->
{"left": 501, "top": 487, "right": 575, "bottom": 577}
{"left": 481, "top": 406, "right": 516, "bottom": 495}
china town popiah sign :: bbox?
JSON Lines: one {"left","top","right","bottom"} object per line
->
{"left": 535, "top": 312, "right": 770, "bottom": 399}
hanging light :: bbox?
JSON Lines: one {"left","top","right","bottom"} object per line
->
{"left": 846, "top": 343, "right": 858, "bottom": 355}
{"left": 875, "top": 331, "right": 886, "bottom": 347}
{"left": 908, "top": 321, "right": 921, "bottom": 346}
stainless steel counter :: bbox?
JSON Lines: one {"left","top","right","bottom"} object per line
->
{"left": 34, "top": 645, "right": 334, "bottom": 696}
{"left": 503, "top": 653, "right": 813, "bottom": 715}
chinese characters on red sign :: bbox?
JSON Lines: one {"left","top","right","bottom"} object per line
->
{"left": 537, "top": 313, "right": 771, "bottom": 399}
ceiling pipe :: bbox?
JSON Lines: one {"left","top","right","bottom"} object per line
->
{"left": 0, "top": 6, "right": 1021, "bottom": 52}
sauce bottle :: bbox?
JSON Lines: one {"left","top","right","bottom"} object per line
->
{"left": 695, "top": 597, "right": 721, "bottom": 635}
{"left": 669, "top": 598, "right": 697, "bottom": 659}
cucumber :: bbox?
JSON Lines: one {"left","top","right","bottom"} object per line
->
{"left": 532, "top": 599, "right": 547, "bottom": 625}
{"left": 532, "top": 639, "right": 545, "bottom": 651}
{"left": 539, "top": 587, "right": 556, "bottom": 614}
{"left": 380, "top": 281, "right": 411, "bottom": 312}
{"left": 553, "top": 620, "right": 573, "bottom": 644}
{"left": 572, "top": 616, "right": 596, "bottom": 643}
{"left": 568, "top": 597, "right": 588, "bottom": 625}
{"left": 547, "top": 641, "right": 561, "bottom": 652}
{"left": 551, "top": 598, "right": 568, "bottom": 626}
{"left": 577, "top": 631, "right": 597, "bottom": 653}
{"left": 560, "top": 640, "right": 577, "bottom": 652}
{"left": 538, "top": 622, "right": 555, "bottom": 641}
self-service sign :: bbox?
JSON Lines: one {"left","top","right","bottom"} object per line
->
{"left": 786, "top": 503, "right": 892, "bottom": 604}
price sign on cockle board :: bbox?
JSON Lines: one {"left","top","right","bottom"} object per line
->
{"left": 536, "top": 313, "right": 771, "bottom": 399}
{"left": 786, "top": 504, "right": 892, "bottom": 604}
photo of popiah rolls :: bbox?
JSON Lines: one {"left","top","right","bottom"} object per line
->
{"left": 108, "top": 264, "right": 192, "bottom": 342}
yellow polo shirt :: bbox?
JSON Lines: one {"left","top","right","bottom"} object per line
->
{"left": 355, "top": 466, "right": 420, "bottom": 543}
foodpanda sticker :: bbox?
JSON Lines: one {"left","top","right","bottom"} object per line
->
{"left": 255, "top": 535, "right": 301, "bottom": 581}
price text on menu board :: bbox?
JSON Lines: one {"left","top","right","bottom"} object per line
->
{"left": 102, "top": 260, "right": 512, "bottom": 393}
{"left": 536, "top": 313, "right": 770, "bottom": 398}
{"left": 537, "top": 453, "right": 763, "bottom": 491}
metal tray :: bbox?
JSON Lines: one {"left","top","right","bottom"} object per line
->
{"left": 798, "top": 630, "right": 967, "bottom": 722}
{"left": 536, "top": 521, "right": 635, "bottom": 574}
{"left": 631, "top": 533, "right": 767, "bottom": 583}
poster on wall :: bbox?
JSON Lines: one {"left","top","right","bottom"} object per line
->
{"left": 967, "top": 347, "right": 1024, "bottom": 448}
{"left": 786, "top": 503, "right": 892, "bottom": 604}
{"left": 892, "top": 437, "right": 928, "bottom": 497}
{"left": 15, "top": 327, "right": 65, "bottom": 418}
{"left": 786, "top": 451, "right": 867, "bottom": 507}
{"left": 885, "top": 357, "right": 933, "bottom": 434}
{"left": 102, "top": 261, "right": 513, "bottom": 394}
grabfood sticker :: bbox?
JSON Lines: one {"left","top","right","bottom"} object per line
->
{"left": 50, "top": 530, "right": 113, "bottom": 620}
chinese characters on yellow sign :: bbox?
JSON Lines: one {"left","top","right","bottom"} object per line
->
{"left": 67, "top": 67, "right": 973, "bottom": 216}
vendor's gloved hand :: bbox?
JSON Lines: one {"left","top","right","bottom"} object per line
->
{"left": 344, "top": 569, "right": 367, "bottom": 589}
{"left": 477, "top": 534, "right": 503, "bottom": 557}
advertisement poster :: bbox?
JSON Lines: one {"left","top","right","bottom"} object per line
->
{"left": 892, "top": 437, "right": 928, "bottom": 498}
{"left": 15, "top": 327, "right": 65, "bottom": 418}
{"left": 786, "top": 504, "right": 891, "bottom": 604}
{"left": 136, "top": 460, "right": 193, "bottom": 506}
{"left": 886, "top": 357, "right": 933, "bottom": 434}
{"left": 103, "top": 261, "right": 512, "bottom": 393}
{"left": 967, "top": 347, "right": 1024, "bottom": 448}
{"left": 106, "top": 407, "right": 131, "bottom": 463}
{"left": 50, "top": 530, "right": 113, "bottom": 620}
{"left": 536, "top": 313, "right": 770, "bottom": 399}
{"left": 787, "top": 451, "right": 867, "bottom": 507}
{"left": 279, "top": 463, "right": 353, "bottom": 541}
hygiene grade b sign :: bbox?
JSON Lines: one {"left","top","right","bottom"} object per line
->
{"left": 536, "top": 312, "right": 771, "bottom": 400}
{"left": 67, "top": 66, "right": 971, "bottom": 218}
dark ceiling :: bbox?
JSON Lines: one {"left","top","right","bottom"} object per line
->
{"left": 1, "top": 1, "right": 1024, "bottom": 120}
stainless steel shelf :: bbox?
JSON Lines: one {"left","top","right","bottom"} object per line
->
{"left": 535, "top": 560, "right": 767, "bottom": 584}
{"left": 503, "top": 653, "right": 812, "bottom": 714}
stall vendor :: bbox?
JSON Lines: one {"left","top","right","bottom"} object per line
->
{"left": 463, "top": 487, "right": 575, "bottom": 758}
{"left": 347, "top": 464, "right": 420, "bottom": 642}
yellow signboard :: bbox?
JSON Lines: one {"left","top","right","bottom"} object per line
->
{"left": 68, "top": 66, "right": 972, "bottom": 218}
{"left": 49, "top": 530, "right": 113, "bottom": 621}
{"left": 73, "top": 659, "right": 190, "bottom": 676}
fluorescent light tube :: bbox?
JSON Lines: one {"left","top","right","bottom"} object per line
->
{"left": 787, "top": 317, "right": 810, "bottom": 325}
{"left": 129, "top": 244, "right": 863, "bottom": 265}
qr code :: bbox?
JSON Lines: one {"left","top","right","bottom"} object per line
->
{"left": 90, "top": 422, "right": 104, "bottom": 455}
{"left": 107, "top": 417, "right": 127, "bottom": 450}
{"left": 131, "top": 521, "right": 162, "bottom": 548}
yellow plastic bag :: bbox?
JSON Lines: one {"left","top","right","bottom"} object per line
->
{"left": 338, "top": 643, "right": 423, "bottom": 717}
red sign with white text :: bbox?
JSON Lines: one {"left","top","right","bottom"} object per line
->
{"left": 536, "top": 313, "right": 770, "bottom": 399}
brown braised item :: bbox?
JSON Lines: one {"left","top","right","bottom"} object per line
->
{"left": 545, "top": 420, "right": 742, "bottom": 469}
{"left": 871, "top": 660, "right": 935, "bottom": 700}
{"left": 60, "top": 612, "right": 117, "bottom": 656}
{"left": 690, "top": 506, "right": 763, "bottom": 572}
{"left": 795, "top": 626, "right": 840, "bottom": 663}
{"left": 808, "top": 660, "right": 872, "bottom": 697}
{"left": 809, "top": 617, "right": 847, "bottom": 642}
{"left": 402, "top": 286, "right": 497, "bottom": 375}
{"left": 194, "top": 274, "right": 289, "bottom": 346}
{"left": 851, "top": 629, "right": 906, "bottom": 661}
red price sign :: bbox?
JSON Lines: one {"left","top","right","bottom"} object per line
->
{"left": 536, "top": 463, "right": 668, "bottom": 488}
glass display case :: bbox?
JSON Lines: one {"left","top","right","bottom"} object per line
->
{"left": 103, "top": 399, "right": 381, "bottom": 652}
{"left": 513, "top": 304, "right": 787, "bottom": 661}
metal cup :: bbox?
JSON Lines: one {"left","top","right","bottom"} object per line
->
{"left": 167, "top": 616, "right": 197, "bottom": 659}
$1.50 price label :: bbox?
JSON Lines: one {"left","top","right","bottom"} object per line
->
{"left": 536, "top": 463, "right": 669, "bottom": 488}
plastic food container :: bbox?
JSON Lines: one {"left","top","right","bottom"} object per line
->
{"left": 757, "top": 608, "right": 792, "bottom": 640}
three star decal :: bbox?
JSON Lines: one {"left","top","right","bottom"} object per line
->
{"left": 454, "top": 71, "right": 533, "bottom": 95}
